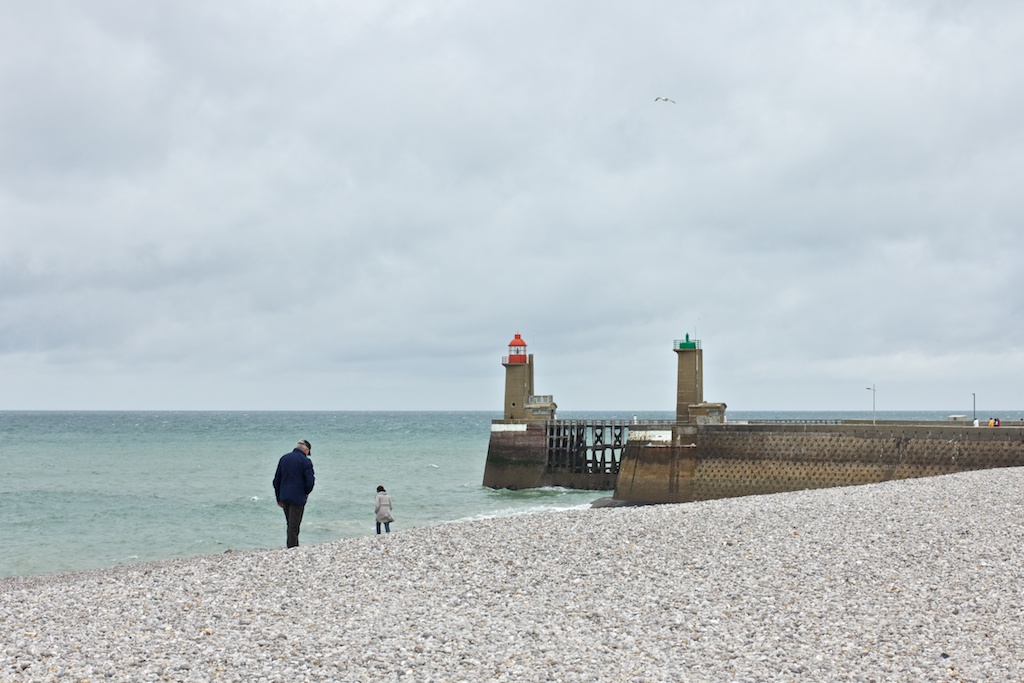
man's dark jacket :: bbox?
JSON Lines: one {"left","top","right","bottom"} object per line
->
{"left": 273, "top": 448, "right": 315, "bottom": 506}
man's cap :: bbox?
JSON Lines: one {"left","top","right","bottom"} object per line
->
{"left": 298, "top": 439, "right": 311, "bottom": 450}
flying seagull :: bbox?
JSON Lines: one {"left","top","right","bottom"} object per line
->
{"left": 654, "top": 96, "right": 676, "bottom": 103}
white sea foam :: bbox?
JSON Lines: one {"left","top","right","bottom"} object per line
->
{"left": 451, "top": 502, "right": 594, "bottom": 524}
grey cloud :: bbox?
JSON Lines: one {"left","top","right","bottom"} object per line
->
{"left": 2, "top": 1, "right": 1023, "bottom": 410}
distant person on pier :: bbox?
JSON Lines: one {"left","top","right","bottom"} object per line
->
{"left": 273, "top": 439, "right": 315, "bottom": 548}
{"left": 375, "top": 485, "right": 394, "bottom": 534}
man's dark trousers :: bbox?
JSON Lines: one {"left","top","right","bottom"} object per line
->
{"left": 281, "top": 503, "right": 305, "bottom": 548}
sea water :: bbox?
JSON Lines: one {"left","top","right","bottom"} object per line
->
{"left": 1, "top": 409, "right": 1014, "bottom": 578}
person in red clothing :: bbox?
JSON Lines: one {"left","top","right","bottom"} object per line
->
{"left": 273, "top": 439, "right": 315, "bottom": 548}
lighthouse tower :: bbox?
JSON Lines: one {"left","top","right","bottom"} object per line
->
{"left": 502, "top": 334, "right": 556, "bottom": 420}
{"left": 674, "top": 333, "right": 703, "bottom": 420}
{"left": 674, "top": 333, "right": 725, "bottom": 424}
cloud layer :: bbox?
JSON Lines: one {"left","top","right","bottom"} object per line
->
{"left": 2, "top": 1, "right": 1022, "bottom": 411}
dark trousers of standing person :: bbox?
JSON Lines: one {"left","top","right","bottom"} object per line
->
{"left": 376, "top": 521, "right": 390, "bottom": 535}
{"left": 281, "top": 503, "right": 305, "bottom": 548}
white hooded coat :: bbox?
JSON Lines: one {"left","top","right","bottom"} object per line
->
{"left": 375, "top": 491, "right": 394, "bottom": 523}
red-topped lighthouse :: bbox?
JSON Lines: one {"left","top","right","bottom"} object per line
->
{"left": 500, "top": 333, "right": 556, "bottom": 420}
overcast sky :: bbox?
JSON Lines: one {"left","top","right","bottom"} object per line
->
{"left": 2, "top": 1, "right": 1022, "bottom": 412}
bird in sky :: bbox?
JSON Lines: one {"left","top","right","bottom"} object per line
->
{"left": 654, "top": 97, "right": 676, "bottom": 103}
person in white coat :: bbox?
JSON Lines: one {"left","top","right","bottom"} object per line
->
{"left": 375, "top": 485, "right": 394, "bottom": 534}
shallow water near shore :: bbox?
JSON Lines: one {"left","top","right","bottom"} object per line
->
{"left": 1, "top": 409, "right": 1015, "bottom": 578}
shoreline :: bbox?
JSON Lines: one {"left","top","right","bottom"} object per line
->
{"left": 4, "top": 468, "right": 1024, "bottom": 681}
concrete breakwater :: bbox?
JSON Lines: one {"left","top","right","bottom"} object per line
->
{"left": 482, "top": 420, "right": 625, "bottom": 491}
{"left": 483, "top": 332, "right": 1024, "bottom": 504}
{"left": 617, "top": 420, "right": 1024, "bottom": 504}
{"left": 483, "top": 418, "right": 1024, "bottom": 505}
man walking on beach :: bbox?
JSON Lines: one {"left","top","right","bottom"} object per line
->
{"left": 273, "top": 439, "right": 315, "bottom": 548}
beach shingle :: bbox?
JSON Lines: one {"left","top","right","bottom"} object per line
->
{"left": 3, "top": 468, "right": 1024, "bottom": 681}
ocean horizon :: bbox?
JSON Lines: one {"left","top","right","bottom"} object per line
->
{"left": 3, "top": 409, "right": 1021, "bottom": 578}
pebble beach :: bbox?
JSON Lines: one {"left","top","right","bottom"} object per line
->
{"left": 4, "top": 468, "right": 1024, "bottom": 682}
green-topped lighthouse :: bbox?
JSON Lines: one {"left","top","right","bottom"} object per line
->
{"left": 674, "top": 334, "right": 726, "bottom": 424}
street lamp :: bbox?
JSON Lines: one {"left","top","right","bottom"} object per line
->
{"left": 972, "top": 393, "right": 976, "bottom": 421}
{"left": 866, "top": 384, "right": 876, "bottom": 425}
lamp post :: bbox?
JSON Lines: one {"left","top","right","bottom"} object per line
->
{"left": 866, "top": 384, "right": 876, "bottom": 425}
{"left": 972, "top": 393, "right": 976, "bottom": 422}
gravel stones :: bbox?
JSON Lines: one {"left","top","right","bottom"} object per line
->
{"left": 4, "top": 468, "right": 1024, "bottom": 681}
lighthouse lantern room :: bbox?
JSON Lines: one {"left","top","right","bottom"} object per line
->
{"left": 504, "top": 333, "right": 528, "bottom": 364}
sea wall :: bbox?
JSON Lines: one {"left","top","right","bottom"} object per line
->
{"left": 614, "top": 422, "right": 1024, "bottom": 504}
{"left": 482, "top": 422, "right": 549, "bottom": 489}
{"left": 483, "top": 421, "right": 620, "bottom": 490}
